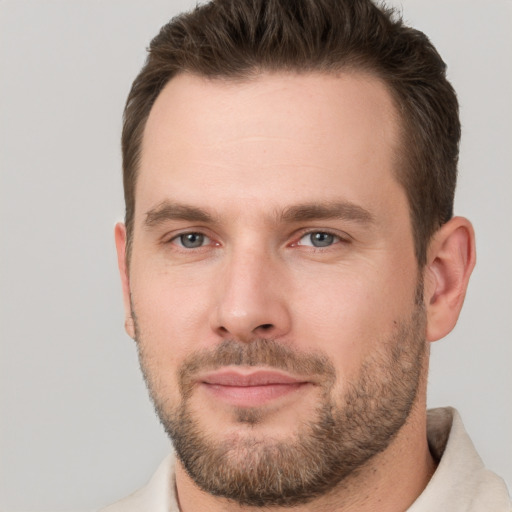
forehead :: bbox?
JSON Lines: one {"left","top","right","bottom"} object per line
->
{"left": 138, "top": 71, "right": 403, "bottom": 219}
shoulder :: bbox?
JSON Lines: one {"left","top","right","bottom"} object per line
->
{"left": 98, "top": 454, "right": 178, "bottom": 512}
{"left": 409, "top": 407, "right": 511, "bottom": 511}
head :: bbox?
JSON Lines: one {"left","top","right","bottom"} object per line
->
{"left": 115, "top": 0, "right": 475, "bottom": 508}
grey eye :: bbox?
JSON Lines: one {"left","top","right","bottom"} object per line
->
{"left": 177, "top": 233, "right": 207, "bottom": 248}
{"left": 298, "top": 231, "right": 338, "bottom": 248}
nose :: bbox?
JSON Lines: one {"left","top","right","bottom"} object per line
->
{"left": 210, "top": 245, "right": 291, "bottom": 342}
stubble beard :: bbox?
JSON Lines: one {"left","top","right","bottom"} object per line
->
{"left": 134, "top": 302, "right": 427, "bottom": 507}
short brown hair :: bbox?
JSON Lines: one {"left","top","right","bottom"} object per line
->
{"left": 122, "top": 0, "right": 460, "bottom": 266}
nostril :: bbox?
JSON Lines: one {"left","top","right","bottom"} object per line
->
{"left": 259, "top": 324, "right": 274, "bottom": 331}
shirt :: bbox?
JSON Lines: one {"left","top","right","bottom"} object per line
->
{"left": 100, "top": 407, "right": 511, "bottom": 511}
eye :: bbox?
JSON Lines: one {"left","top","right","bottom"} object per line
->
{"left": 297, "top": 231, "right": 340, "bottom": 248}
{"left": 173, "top": 232, "right": 211, "bottom": 249}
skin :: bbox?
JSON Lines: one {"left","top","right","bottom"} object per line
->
{"left": 115, "top": 72, "right": 476, "bottom": 511}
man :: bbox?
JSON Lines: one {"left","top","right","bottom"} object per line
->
{"left": 105, "top": 0, "right": 511, "bottom": 510}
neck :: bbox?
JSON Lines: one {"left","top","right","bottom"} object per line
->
{"left": 174, "top": 401, "right": 436, "bottom": 512}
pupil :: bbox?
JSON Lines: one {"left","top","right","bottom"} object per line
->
{"left": 181, "top": 233, "right": 203, "bottom": 248}
{"left": 312, "top": 232, "right": 333, "bottom": 247}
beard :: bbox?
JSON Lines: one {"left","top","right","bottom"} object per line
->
{"left": 134, "top": 301, "right": 427, "bottom": 507}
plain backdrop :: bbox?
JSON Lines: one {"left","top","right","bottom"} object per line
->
{"left": 0, "top": 1, "right": 510, "bottom": 510}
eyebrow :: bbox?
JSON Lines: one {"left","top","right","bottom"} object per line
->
{"left": 143, "top": 199, "right": 374, "bottom": 229}
{"left": 280, "top": 202, "right": 374, "bottom": 224}
{"left": 144, "top": 201, "right": 214, "bottom": 228}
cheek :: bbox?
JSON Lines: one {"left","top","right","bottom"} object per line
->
{"left": 289, "top": 263, "right": 415, "bottom": 377}
{"left": 130, "top": 268, "right": 215, "bottom": 370}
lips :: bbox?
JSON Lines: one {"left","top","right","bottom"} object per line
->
{"left": 202, "top": 370, "right": 304, "bottom": 386}
{"left": 199, "top": 370, "right": 309, "bottom": 407}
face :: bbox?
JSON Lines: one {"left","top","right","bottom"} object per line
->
{"left": 118, "top": 72, "right": 428, "bottom": 506}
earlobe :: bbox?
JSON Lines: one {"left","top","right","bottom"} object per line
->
{"left": 114, "top": 222, "right": 136, "bottom": 339}
{"left": 424, "top": 217, "right": 476, "bottom": 342}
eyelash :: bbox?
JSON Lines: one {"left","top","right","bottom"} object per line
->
{"left": 168, "top": 232, "right": 216, "bottom": 250}
{"left": 294, "top": 229, "right": 346, "bottom": 249}
{"left": 166, "top": 229, "right": 350, "bottom": 252}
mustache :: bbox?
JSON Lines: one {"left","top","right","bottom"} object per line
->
{"left": 178, "top": 338, "right": 336, "bottom": 397}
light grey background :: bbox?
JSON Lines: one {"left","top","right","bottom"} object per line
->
{"left": 0, "top": 1, "right": 510, "bottom": 510}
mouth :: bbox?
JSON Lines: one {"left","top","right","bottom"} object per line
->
{"left": 198, "top": 369, "right": 311, "bottom": 408}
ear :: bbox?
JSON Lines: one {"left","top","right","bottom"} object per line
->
{"left": 114, "top": 222, "right": 136, "bottom": 339}
{"left": 423, "top": 216, "right": 476, "bottom": 342}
